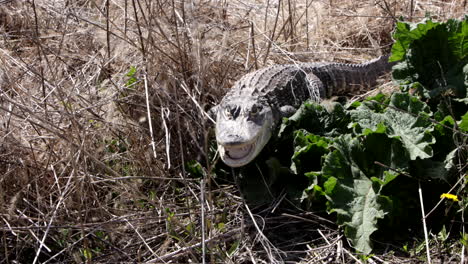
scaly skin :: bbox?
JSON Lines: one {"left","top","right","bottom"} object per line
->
{"left": 214, "top": 55, "right": 394, "bottom": 167}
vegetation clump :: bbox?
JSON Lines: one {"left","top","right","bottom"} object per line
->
{"left": 232, "top": 17, "right": 467, "bottom": 255}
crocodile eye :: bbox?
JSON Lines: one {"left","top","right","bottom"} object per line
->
{"left": 224, "top": 107, "right": 232, "bottom": 119}
{"left": 249, "top": 105, "right": 262, "bottom": 118}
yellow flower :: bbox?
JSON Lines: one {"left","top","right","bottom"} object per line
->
{"left": 440, "top": 193, "right": 459, "bottom": 202}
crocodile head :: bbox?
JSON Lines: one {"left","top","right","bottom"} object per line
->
{"left": 215, "top": 96, "right": 275, "bottom": 167}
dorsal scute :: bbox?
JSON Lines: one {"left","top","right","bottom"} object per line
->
{"left": 226, "top": 65, "right": 310, "bottom": 106}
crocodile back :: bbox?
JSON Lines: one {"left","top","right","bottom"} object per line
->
{"left": 301, "top": 55, "right": 394, "bottom": 97}
{"left": 224, "top": 64, "right": 313, "bottom": 108}
{"left": 222, "top": 55, "right": 394, "bottom": 109}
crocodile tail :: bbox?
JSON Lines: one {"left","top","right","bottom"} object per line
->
{"left": 322, "top": 54, "right": 396, "bottom": 96}
{"left": 370, "top": 54, "right": 397, "bottom": 73}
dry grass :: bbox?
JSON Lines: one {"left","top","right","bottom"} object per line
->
{"left": 0, "top": 0, "right": 466, "bottom": 263}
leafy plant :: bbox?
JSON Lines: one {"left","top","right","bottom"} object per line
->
{"left": 390, "top": 17, "right": 468, "bottom": 99}
{"left": 286, "top": 93, "right": 442, "bottom": 253}
{"left": 125, "top": 66, "right": 138, "bottom": 89}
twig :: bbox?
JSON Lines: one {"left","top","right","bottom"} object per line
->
{"left": 336, "top": 238, "right": 343, "bottom": 263}
{"left": 343, "top": 248, "right": 363, "bottom": 264}
{"left": 106, "top": 0, "right": 111, "bottom": 60}
{"left": 33, "top": 165, "right": 74, "bottom": 264}
{"left": 318, "top": 229, "right": 362, "bottom": 263}
{"left": 201, "top": 178, "right": 206, "bottom": 264}
{"left": 1, "top": 217, "right": 18, "bottom": 236}
{"left": 131, "top": 0, "right": 146, "bottom": 57}
{"left": 68, "top": 11, "right": 137, "bottom": 48}
{"left": 461, "top": 214, "right": 465, "bottom": 264}
{"left": 147, "top": 228, "right": 240, "bottom": 262}
{"left": 263, "top": 0, "right": 270, "bottom": 32}
{"left": 0, "top": 102, "right": 122, "bottom": 178}
{"left": 425, "top": 168, "right": 467, "bottom": 218}
{"left": 244, "top": 203, "right": 284, "bottom": 263}
{"left": 418, "top": 181, "right": 432, "bottom": 264}
{"left": 263, "top": 0, "right": 281, "bottom": 64}
{"left": 460, "top": 177, "right": 466, "bottom": 264}
{"left": 305, "top": 0, "right": 309, "bottom": 48}
{"left": 144, "top": 74, "right": 158, "bottom": 159}
{"left": 124, "top": 219, "right": 158, "bottom": 259}
{"left": 179, "top": 80, "right": 215, "bottom": 124}
{"left": 410, "top": 0, "right": 414, "bottom": 20}
{"left": 374, "top": 161, "right": 412, "bottom": 178}
{"left": 161, "top": 106, "right": 171, "bottom": 169}
{"left": 30, "top": 0, "right": 47, "bottom": 116}
{"left": 91, "top": 176, "right": 198, "bottom": 183}
{"left": 248, "top": 21, "right": 258, "bottom": 70}
{"left": 287, "top": 0, "right": 295, "bottom": 49}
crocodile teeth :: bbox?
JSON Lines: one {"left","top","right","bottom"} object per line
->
{"left": 225, "top": 143, "right": 254, "bottom": 160}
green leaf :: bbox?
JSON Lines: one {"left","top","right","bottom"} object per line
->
{"left": 391, "top": 18, "right": 468, "bottom": 99}
{"left": 185, "top": 160, "right": 205, "bottom": 178}
{"left": 432, "top": 115, "right": 457, "bottom": 161}
{"left": 447, "top": 18, "right": 468, "bottom": 60}
{"left": 437, "top": 225, "right": 449, "bottom": 242}
{"left": 227, "top": 240, "right": 240, "bottom": 257}
{"left": 81, "top": 248, "right": 92, "bottom": 261}
{"left": 321, "top": 134, "right": 404, "bottom": 253}
{"left": 291, "top": 130, "right": 330, "bottom": 174}
{"left": 126, "top": 66, "right": 137, "bottom": 77}
{"left": 279, "top": 101, "right": 350, "bottom": 138}
{"left": 125, "top": 66, "right": 138, "bottom": 88}
{"left": 351, "top": 93, "right": 435, "bottom": 160}
{"left": 459, "top": 111, "right": 468, "bottom": 132}
{"left": 460, "top": 232, "right": 468, "bottom": 247}
{"left": 444, "top": 148, "right": 458, "bottom": 171}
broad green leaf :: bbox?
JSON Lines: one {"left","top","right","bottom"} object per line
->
{"left": 322, "top": 134, "right": 405, "bottom": 253}
{"left": 279, "top": 101, "right": 350, "bottom": 138}
{"left": 391, "top": 18, "right": 468, "bottom": 99}
{"left": 447, "top": 17, "right": 468, "bottom": 60}
{"left": 291, "top": 130, "right": 330, "bottom": 174}
{"left": 351, "top": 93, "right": 435, "bottom": 160}
{"left": 432, "top": 115, "right": 457, "bottom": 161}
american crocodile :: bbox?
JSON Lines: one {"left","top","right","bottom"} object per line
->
{"left": 213, "top": 55, "right": 394, "bottom": 167}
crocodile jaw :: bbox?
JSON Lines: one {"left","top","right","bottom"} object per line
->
{"left": 218, "top": 142, "right": 255, "bottom": 167}
{"left": 223, "top": 143, "right": 254, "bottom": 160}
{"left": 217, "top": 127, "right": 271, "bottom": 167}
